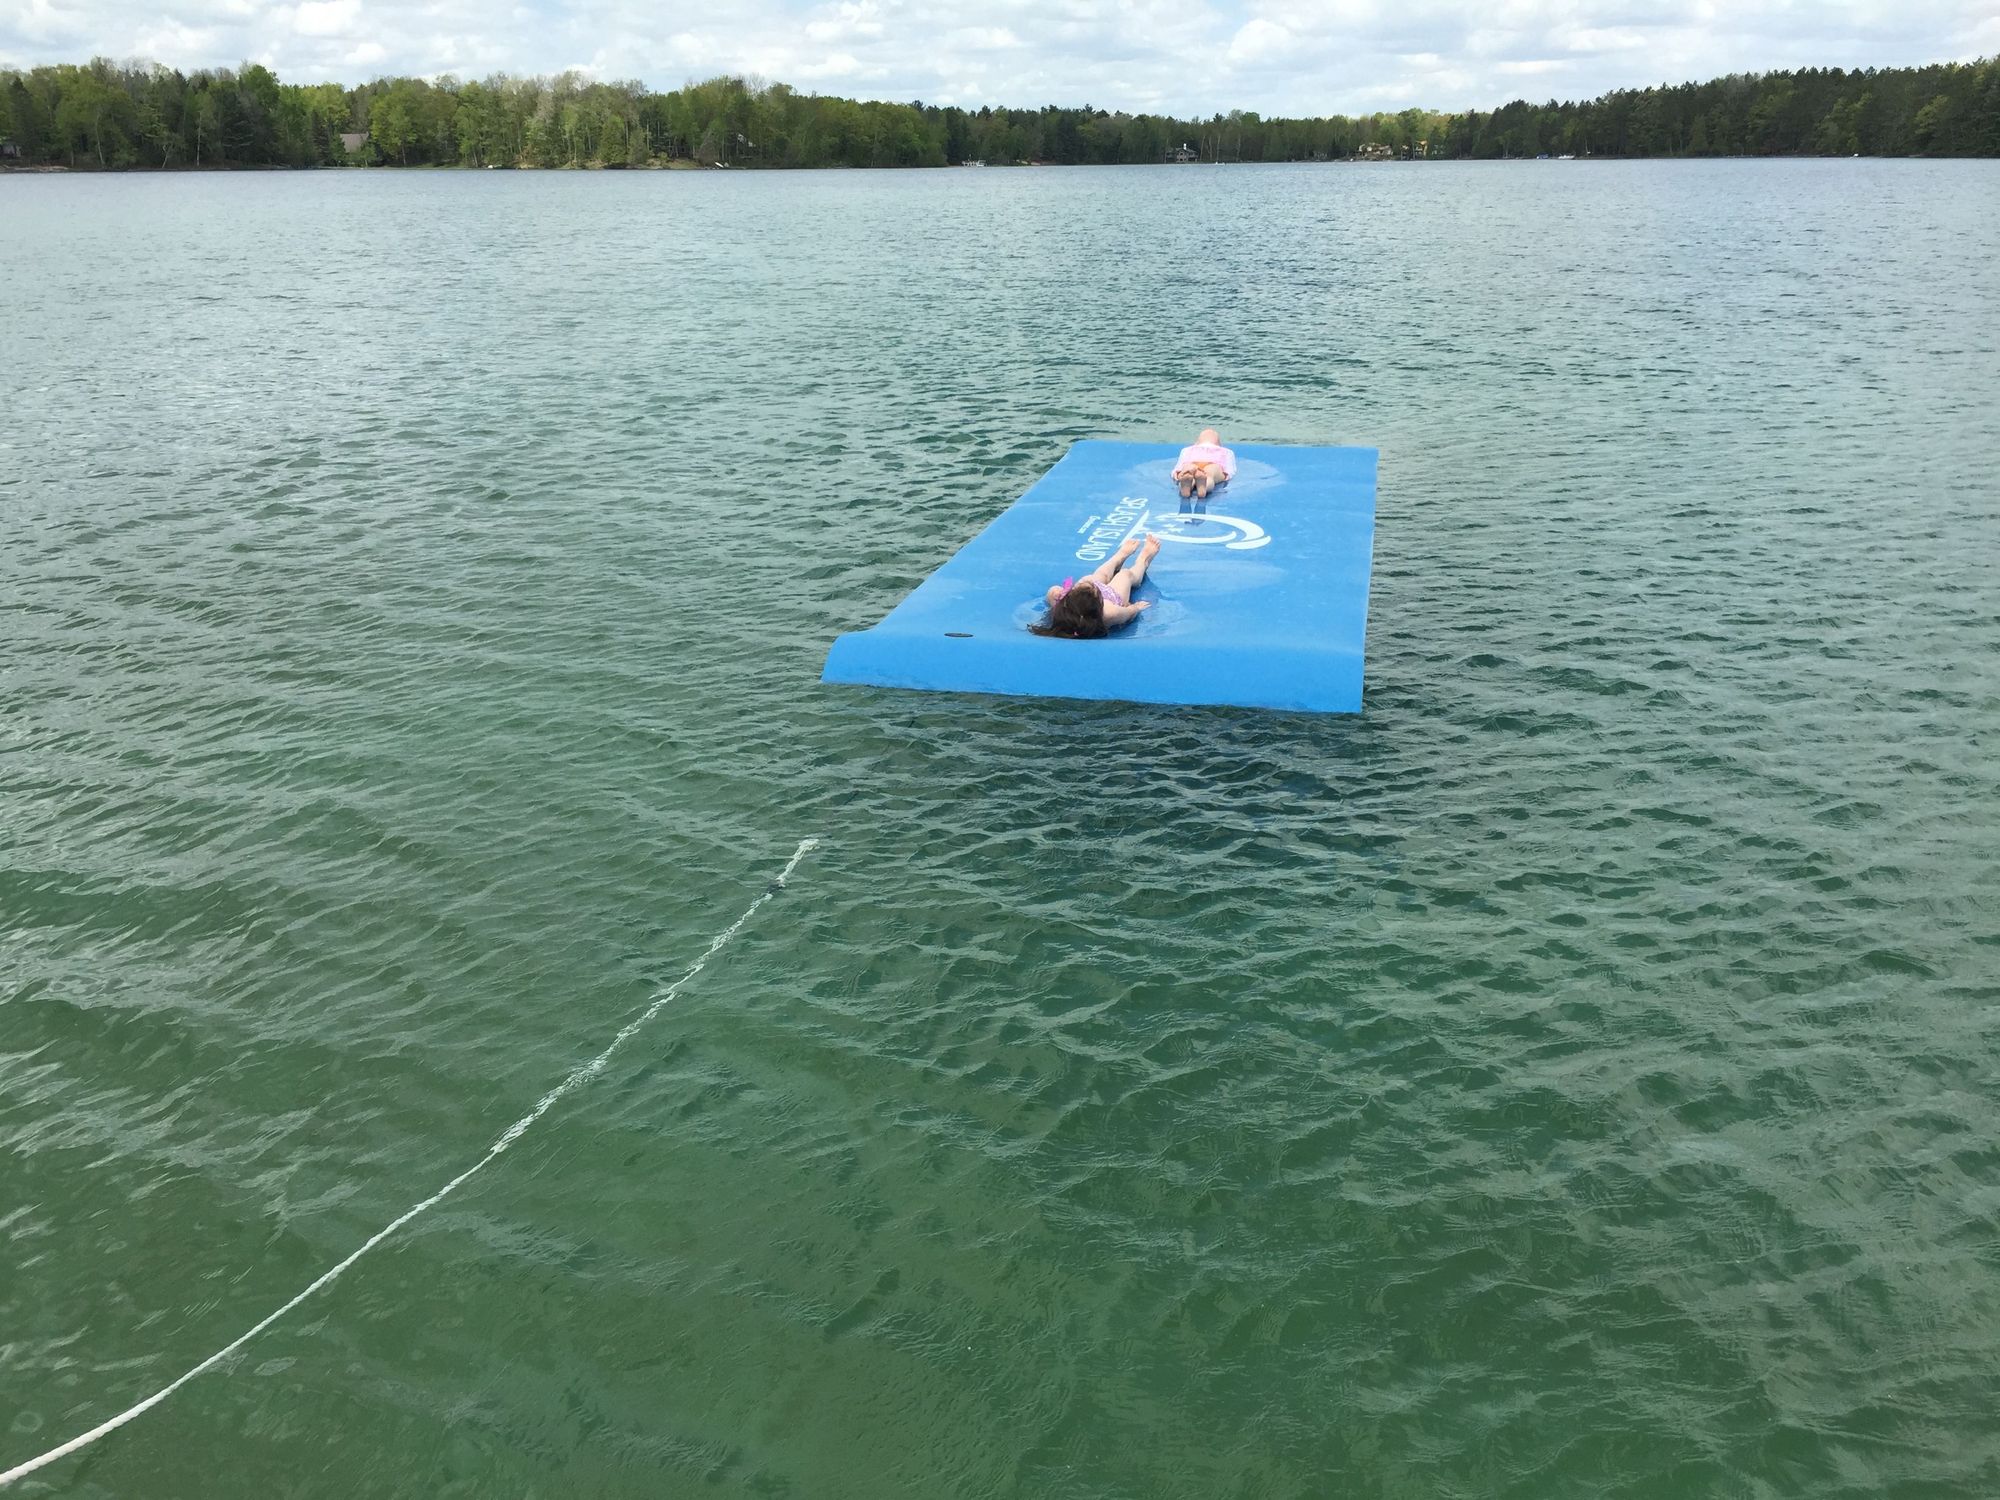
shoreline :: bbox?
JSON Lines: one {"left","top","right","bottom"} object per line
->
{"left": 3, "top": 153, "right": 1985, "bottom": 177}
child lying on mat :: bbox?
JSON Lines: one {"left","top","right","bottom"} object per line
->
{"left": 1173, "top": 428, "right": 1237, "bottom": 499}
{"left": 1033, "top": 533, "right": 1160, "bottom": 639}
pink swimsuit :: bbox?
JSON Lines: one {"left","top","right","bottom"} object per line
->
{"left": 1174, "top": 442, "right": 1236, "bottom": 476}
{"left": 1056, "top": 578, "right": 1128, "bottom": 608}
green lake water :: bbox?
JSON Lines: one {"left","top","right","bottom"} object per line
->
{"left": 3, "top": 160, "right": 1998, "bottom": 1498}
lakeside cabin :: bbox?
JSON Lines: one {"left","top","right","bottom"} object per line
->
{"left": 1351, "top": 140, "right": 1429, "bottom": 161}
{"left": 1166, "top": 143, "right": 1197, "bottom": 163}
{"left": 1, "top": 140, "right": 20, "bottom": 160}
{"left": 338, "top": 132, "right": 368, "bottom": 156}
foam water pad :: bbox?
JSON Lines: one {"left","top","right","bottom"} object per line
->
{"left": 821, "top": 440, "right": 1378, "bottom": 713}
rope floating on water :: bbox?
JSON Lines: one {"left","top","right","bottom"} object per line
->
{"left": 0, "top": 837, "right": 822, "bottom": 1490}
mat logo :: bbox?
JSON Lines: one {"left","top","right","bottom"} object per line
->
{"left": 1073, "top": 495, "right": 1152, "bottom": 562}
{"left": 1153, "top": 510, "right": 1273, "bottom": 551}
{"left": 1077, "top": 498, "right": 1273, "bottom": 560}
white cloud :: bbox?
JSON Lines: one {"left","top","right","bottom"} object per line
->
{"left": 131, "top": 20, "right": 227, "bottom": 66}
{"left": 292, "top": 0, "right": 359, "bottom": 38}
{"left": 805, "top": 1, "right": 884, "bottom": 42}
{"left": 0, "top": 0, "right": 1993, "bottom": 114}
{"left": 1227, "top": 18, "right": 1294, "bottom": 64}
{"left": 794, "top": 48, "right": 864, "bottom": 79}
{"left": 10, "top": 0, "right": 77, "bottom": 46}
{"left": 951, "top": 26, "right": 1022, "bottom": 50}
{"left": 1559, "top": 26, "right": 1648, "bottom": 53}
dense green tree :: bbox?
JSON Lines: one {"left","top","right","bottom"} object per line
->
{"left": 1914, "top": 94, "right": 1958, "bottom": 152}
{"left": 366, "top": 81, "right": 417, "bottom": 164}
{"left": 53, "top": 62, "right": 138, "bottom": 166}
{"left": 2, "top": 55, "right": 1994, "bottom": 171}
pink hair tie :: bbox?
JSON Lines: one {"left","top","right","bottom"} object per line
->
{"left": 1060, "top": 577, "right": 1075, "bottom": 591}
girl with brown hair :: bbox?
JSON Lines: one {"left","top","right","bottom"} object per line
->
{"left": 1033, "top": 533, "right": 1160, "bottom": 639}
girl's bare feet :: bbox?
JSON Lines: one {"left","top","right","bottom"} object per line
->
{"left": 1119, "top": 533, "right": 1163, "bottom": 594}
{"left": 1177, "top": 472, "right": 1194, "bottom": 498}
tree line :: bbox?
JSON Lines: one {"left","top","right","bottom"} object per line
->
{"left": 3, "top": 55, "right": 1995, "bottom": 171}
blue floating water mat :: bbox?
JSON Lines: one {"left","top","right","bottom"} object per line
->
{"left": 822, "top": 440, "right": 1378, "bottom": 713}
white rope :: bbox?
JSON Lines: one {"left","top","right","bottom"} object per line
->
{"left": 0, "top": 837, "right": 822, "bottom": 1489}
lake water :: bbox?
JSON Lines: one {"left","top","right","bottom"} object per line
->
{"left": 3, "top": 160, "right": 1997, "bottom": 1498}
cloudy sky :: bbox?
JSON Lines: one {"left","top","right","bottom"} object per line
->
{"left": 5, "top": 0, "right": 1996, "bottom": 115}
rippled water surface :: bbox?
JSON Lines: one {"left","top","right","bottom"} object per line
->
{"left": 4, "top": 161, "right": 1998, "bottom": 1498}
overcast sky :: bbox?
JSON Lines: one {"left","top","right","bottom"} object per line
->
{"left": 5, "top": 0, "right": 1996, "bottom": 116}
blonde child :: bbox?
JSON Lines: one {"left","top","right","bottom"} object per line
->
{"left": 1172, "top": 428, "right": 1237, "bottom": 499}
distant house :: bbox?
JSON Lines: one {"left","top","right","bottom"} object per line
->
{"left": 338, "top": 132, "right": 369, "bottom": 156}
{"left": 1166, "top": 142, "right": 1197, "bottom": 163}
{"left": 0, "top": 140, "right": 21, "bottom": 160}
